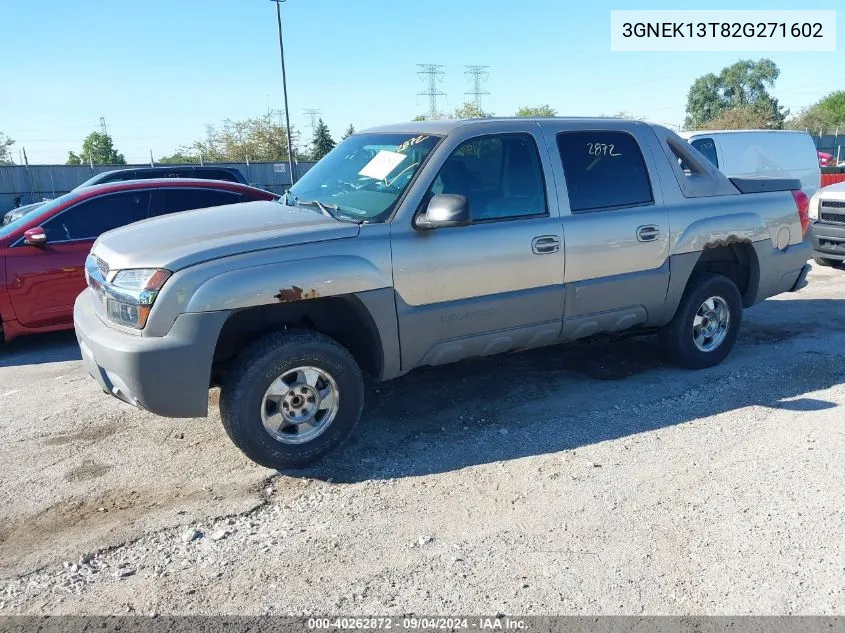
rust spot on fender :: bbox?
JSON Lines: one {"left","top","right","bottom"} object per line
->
{"left": 702, "top": 235, "right": 752, "bottom": 250}
{"left": 274, "top": 286, "right": 319, "bottom": 302}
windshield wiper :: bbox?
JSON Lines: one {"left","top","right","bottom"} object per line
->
{"left": 295, "top": 199, "right": 364, "bottom": 224}
{"left": 296, "top": 199, "right": 336, "bottom": 218}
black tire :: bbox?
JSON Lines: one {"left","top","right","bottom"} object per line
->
{"left": 220, "top": 329, "right": 364, "bottom": 470}
{"left": 813, "top": 256, "right": 839, "bottom": 268}
{"left": 658, "top": 273, "right": 743, "bottom": 370}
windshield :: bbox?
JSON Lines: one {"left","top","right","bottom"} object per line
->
{"left": 286, "top": 132, "right": 441, "bottom": 222}
{"left": 0, "top": 191, "right": 77, "bottom": 238}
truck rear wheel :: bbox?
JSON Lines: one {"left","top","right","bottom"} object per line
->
{"left": 219, "top": 329, "right": 364, "bottom": 470}
{"left": 659, "top": 273, "right": 742, "bottom": 370}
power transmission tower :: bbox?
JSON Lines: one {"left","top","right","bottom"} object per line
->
{"left": 417, "top": 64, "right": 446, "bottom": 119}
{"left": 303, "top": 109, "right": 321, "bottom": 143}
{"left": 464, "top": 65, "right": 490, "bottom": 108}
{"left": 269, "top": 108, "right": 285, "bottom": 129}
{"left": 99, "top": 117, "right": 108, "bottom": 136}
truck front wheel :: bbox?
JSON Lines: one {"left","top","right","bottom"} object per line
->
{"left": 659, "top": 273, "right": 743, "bottom": 370}
{"left": 813, "top": 256, "right": 840, "bottom": 267}
{"left": 220, "top": 329, "right": 364, "bottom": 470}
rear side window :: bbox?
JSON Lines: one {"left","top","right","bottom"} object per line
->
{"left": 690, "top": 138, "right": 718, "bottom": 167}
{"left": 556, "top": 131, "right": 653, "bottom": 213}
{"left": 42, "top": 191, "right": 151, "bottom": 242}
{"left": 150, "top": 188, "right": 243, "bottom": 218}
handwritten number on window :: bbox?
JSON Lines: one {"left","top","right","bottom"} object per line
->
{"left": 587, "top": 143, "right": 621, "bottom": 157}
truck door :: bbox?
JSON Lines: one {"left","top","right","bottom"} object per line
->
{"left": 390, "top": 128, "right": 565, "bottom": 370}
{"left": 550, "top": 128, "right": 671, "bottom": 338}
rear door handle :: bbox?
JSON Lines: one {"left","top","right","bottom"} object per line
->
{"left": 637, "top": 225, "right": 661, "bottom": 242}
{"left": 532, "top": 235, "right": 561, "bottom": 255}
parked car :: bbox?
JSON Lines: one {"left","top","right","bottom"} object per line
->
{"left": 818, "top": 151, "right": 834, "bottom": 167}
{"left": 75, "top": 118, "right": 811, "bottom": 469}
{"left": 808, "top": 181, "right": 845, "bottom": 267}
{"left": 0, "top": 178, "right": 278, "bottom": 343}
{"left": 3, "top": 200, "right": 48, "bottom": 226}
{"left": 678, "top": 130, "right": 821, "bottom": 199}
{"left": 73, "top": 165, "right": 249, "bottom": 190}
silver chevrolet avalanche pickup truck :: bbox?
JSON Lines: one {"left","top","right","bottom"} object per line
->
{"left": 74, "top": 118, "right": 812, "bottom": 469}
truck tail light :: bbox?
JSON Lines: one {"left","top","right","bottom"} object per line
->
{"left": 792, "top": 190, "right": 810, "bottom": 235}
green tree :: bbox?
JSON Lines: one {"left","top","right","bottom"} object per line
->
{"left": 787, "top": 91, "right": 845, "bottom": 133}
{"left": 66, "top": 151, "right": 82, "bottom": 165}
{"left": 600, "top": 111, "right": 642, "bottom": 120}
{"left": 701, "top": 105, "right": 777, "bottom": 130}
{"left": 311, "top": 118, "right": 336, "bottom": 160}
{"left": 453, "top": 102, "right": 493, "bottom": 119}
{"left": 0, "top": 132, "right": 15, "bottom": 165}
{"left": 342, "top": 124, "right": 355, "bottom": 140}
{"left": 157, "top": 152, "right": 201, "bottom": 165}
{"left": 411, "top": 114, "right": 427, "bottom": 122}
{"left": 685, "top": 59, "right": 787, "bottom": 130}
{"left": 166, "top": 113, "right": 299, "bottom": 163}
{"left": 515, "top": 104, "right": 557, "bottom": 117}
{"left": 70, "top": 131, "right": 127, "bottom": 165}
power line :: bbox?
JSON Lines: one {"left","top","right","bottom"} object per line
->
{"left": 464, "top": 65, "right": 490, "bottom": 108}
{"left": 417, "top": 64, "right": 446, "bottom": 119}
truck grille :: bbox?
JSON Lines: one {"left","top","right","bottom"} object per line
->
{"left": 95, "top": 256, "right": 110, "bottom": 277}
{"left": 820, "top": 199, "right": 845, "bottom": 209}
{"left": 820, "top": 212, "right": 845, "bottom": 224}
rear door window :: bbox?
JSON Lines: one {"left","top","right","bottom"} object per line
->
{"left": 42, "top": 191, "right": 151, "bottom": 242}
{"left": 556, "top": 131, "right": 653, "bottom": 213}
{"left": 149, "top": 188, "right": 244, "bottom": 218}
{"left": 690, "top": 138, "right": 718, "bottom": 167}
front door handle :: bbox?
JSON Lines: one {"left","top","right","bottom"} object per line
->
{"left": 532, "top": 235, "right": 561, "bottom": 255}
{"left": 637, "top": 225, "right": 661, "bottom": 243}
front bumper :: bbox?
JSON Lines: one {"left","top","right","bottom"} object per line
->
{"left": 810, "top": 221, "right": 845, "bottom": 262}
{"left": 73, "top": 289, "right": 229, "bottom": 418}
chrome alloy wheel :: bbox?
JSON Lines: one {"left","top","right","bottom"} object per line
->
{"left": 260, "top": 366, "right": 340, "bottom": 444}
{"left": 692, "top": 296, "right": 731, "bottom": 352}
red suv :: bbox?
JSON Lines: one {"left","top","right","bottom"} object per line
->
{"left": 0, "top": 178, "right": 279, "bottom": 343}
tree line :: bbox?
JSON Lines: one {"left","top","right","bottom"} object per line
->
{"left": 684, "top": 58, "right": 844, "bottom": 133}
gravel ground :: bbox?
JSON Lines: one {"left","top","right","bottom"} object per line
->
{"left": 1, "top": 266, "right": 844, "bottom": 615}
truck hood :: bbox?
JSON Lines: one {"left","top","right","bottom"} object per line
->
{"left": 92, "top": 200, "right": 360, "bottom": 271}
{"left": 818, "top": 181, "right": 845, "bottom": 199}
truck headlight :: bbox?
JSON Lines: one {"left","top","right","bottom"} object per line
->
{"left": 106, "top": 268, "right": 171, "bottom": 329}
{"left": 808, "top": 194, "right": 820, "bottom": 221}
{"left": 111, "top": 268, "right": 171, "bottom": 291}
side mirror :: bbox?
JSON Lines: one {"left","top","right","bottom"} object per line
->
{"left": 415, "top": 194, "right": 471, "bottom": 230}
{"left": 24, "top": 227, "right": 48, "bottom": 246}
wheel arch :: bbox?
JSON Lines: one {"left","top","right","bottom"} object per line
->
{"left": 210, "top": 291, "right": 394, "bottom": 386}
{"left": 661, "top": 242, "right": 760, "bottom": 325}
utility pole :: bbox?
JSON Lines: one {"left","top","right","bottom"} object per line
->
{"left": 99, "top": 117, "right": 108, "bottom": 136}
{"left": 464, "top": 65, "right": 490, "bottom": 108}
{"left": 303, "top": 109, "right": 321, "bottom": 145}
{"left": 270, "top": 0, "right": 296, "bottom": 184}
{"left": 417, "top": 64, "right": 446, "bottom": 119}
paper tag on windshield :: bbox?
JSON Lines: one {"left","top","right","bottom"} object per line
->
{"left": 358, "top": 150, "right": 407, "bottom": 180}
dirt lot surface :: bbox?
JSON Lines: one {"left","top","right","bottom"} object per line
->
{"left": 1, "top": 266, "right": 844, "bottom": 615}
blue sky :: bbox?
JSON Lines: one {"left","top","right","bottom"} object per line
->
{"left": 1, "top": 0, "right": 842, "bottom": 164}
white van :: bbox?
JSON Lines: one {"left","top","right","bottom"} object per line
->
{"left": 678, "top": 130, "right": 821, "bottom": 199}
